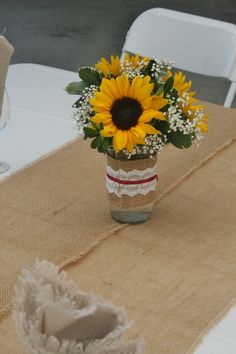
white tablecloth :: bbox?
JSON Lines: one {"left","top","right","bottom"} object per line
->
{"left": 1, "top": 64, "right": 78, "bottom": 180}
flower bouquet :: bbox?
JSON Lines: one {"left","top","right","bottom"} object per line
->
{"left": 66, "top": 54, "right": 208, "bottom": 223}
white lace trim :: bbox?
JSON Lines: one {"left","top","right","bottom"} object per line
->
{"left": 106, "top": 165, "right": 157, "bottom": 197}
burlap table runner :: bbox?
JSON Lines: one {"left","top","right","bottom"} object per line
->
{"left": 0, "top": 101, "right": 236, "bottom": 353}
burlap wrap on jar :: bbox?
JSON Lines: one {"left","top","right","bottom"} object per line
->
{"left": 106, "top": 154, "right": 158, "bottom": 223}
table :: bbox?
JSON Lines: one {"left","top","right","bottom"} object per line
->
{"left": 1, "top": 63, "right": 236, "bottom": 353}
{"left": 1, "top": 64, "right": 78, "bottom": 180}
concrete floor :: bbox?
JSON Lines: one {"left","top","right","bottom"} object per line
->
{"left": 1, "top": 0, "right": 236, "bottom": 106}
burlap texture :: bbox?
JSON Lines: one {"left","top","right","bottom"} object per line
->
{"left": 68, "top": 141, "right": 236, "bottom": 354}
{"left": 0, "top": 101, "right": 236, "bottom": 353}
{"left": 0, "top": 36, "right": 14, "bottom": 115}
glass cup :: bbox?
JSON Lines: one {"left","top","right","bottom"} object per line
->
{"left": 0, "top": 88, "right": 11, "bottom": 173}
{"left": 106, "top": 153, "right": 158, "bottom": 224}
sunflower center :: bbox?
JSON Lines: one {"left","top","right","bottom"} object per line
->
{"left": 110, "top": 97, "right": 143, "bottom": 130}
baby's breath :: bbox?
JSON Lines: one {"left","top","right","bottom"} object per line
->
{"left": 122, "top": 134, "right": 166, "bottom": 159}
{"left": 150, "top": 58, "right": 174, "bottom": 84}
{"left": 121, "top": 58, "right": 147, "bottom": 79}
{"left": 74, "top": 85, "right": 98, "bottom": 136}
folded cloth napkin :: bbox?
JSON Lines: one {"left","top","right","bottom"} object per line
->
{"left": 13, "top": 260, "right": 144, "bottom": 354}
{"left": 0, "top": 36, "right": 14, "bottom": 115}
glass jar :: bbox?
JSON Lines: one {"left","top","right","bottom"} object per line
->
{"left": 106, "top": 153, "right": 158, "bottom": 224}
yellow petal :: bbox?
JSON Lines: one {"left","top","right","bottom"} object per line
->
{"left": 130, "top": 76, "right": 144, "bottom": 97}
{"left": 110, "top": 55, "right": 121, "bottom": 76}
{"left": 142, "top": 75, "right": 151, "bottom": 86}
{"left": 109, "top": 78, "right": 122, "bottom": 99}
{"left": 139, "top": 109, "right": 166, "bottom": 122}
{"left": 89, "top": 97, "right": 110, "bottom": 110}
{"left": 198, "top": 122, "right": 208, "bottom": 132}
{"left": 116, "top": 75, "right": 130, "bottom": 97}
{"left": 189, "top": 105, "right": 204, "bottom": 111}
{"left": 141, "top": 97, "right": 153, "bottom": 110}
{"left": 94, "top": 92, "right": 113, "bottom": 107}
{"left": 128, "top": 130, "right": 145, "bottom": 148}
{"left": 150, "top": 95, "right": 168, "bottom": 110}
{"left": 113, "top": 130, "right": 128, "bottom": 152}
{"left": 151, "top": 111, "right": 166, "bottom": 121}
{"left": 95, "top": 58, "right": 110, "bottom": 76}
{"left": 135, "top": 83, "right": 154, "bottom": 103}
{"left": 101, "top": 125, "right": 116, "bottom": 137}
{"left": 124, "top": 53, "right": 130, "bottom": 62}
{"left": 100, "top": 78, "right": 117, "bottom": 100}
{"left": 131, "top": 126, "right": 146, "bottom": 139}
{"left": 95, "top": 56, "right": 121, "bottom": 77}
{"left": 126, "top": 131, "right": 135, "bottom": 152}
{"left": 123, "top": 75, "right": 131, "bottom": 96}
{"left": 91, "top": 112, "right": 112, "bottom": 124}
{"left": 138, "top": 123, "right": 160, "bottom": 135}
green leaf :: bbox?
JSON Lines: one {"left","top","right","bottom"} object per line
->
{"left": 78, "top": 67, "right": 101, "bottom": 86}
{"left": 90, "top": 136, "right": 100, "bottom": 149}
{"left": 171, "top": 88, "right": 179, "bottom": 100}
{"left": 72, "top": 97, "right": 83, "bottom": 108}
{"left": 155, "top": 86, "right": 164, "bottom": 96}
{"left": 152, "top": 77, "right": 159, "bottom": 93}
{"left": 102, "top": 138, "right": 110, "bottom": 151}
{"left": 154, "top": 120, "right": 169, "bottom": 134}
{"left": 163, "top": 76, "right": 174, "bottom": 94}
{"left": 65, "top": 81, "right": 88, "bottom": 95}
{"left": 167, "top": 131, "right": 192, "bottom": 149}
{"left": 83, "top": 127, "right": 98, "bottom": 138}
{"left": 97, "top": 139, "right": 105, "bottom": 153}
{"left": 142, "top": 59, "right": 156, "bottom": 76}
{"left": 160, "top": 103, "right": 169, "bottom": 113}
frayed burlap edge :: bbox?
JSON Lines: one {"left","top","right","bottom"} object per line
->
{"left": 1, "top": 136, "right": 236, "bottom": 354}
{"left": 185, "top": 297, "right": 236, "bottom": 354}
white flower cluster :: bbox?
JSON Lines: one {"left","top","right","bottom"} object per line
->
{"left": 144, "top": 133, "right": 167, "bottom": 154}
{"left": 177, "top": 92, "right": 190, "bottom": 108}
{"left": 165, "top": 98, "right": 205, "bottom": 144}
{"left": 74, "top": 85, "right": 98, "bottom": 136}
{"left": 191, "top": 109, "right": 205, "bottom": 145}
{"left": 122, "top": 134, "right": 166, "bottom": 159}
{"left": 151, "top": 58, "right": 174, "bottom": 84}
{"left": 121, "top": 59, "right": 147, "bottom": 79}
{"left": 166, "top": 105, "right": 193, "bottom": 134}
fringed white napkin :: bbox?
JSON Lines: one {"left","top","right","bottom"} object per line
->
{"left": 13, "top": 260, "right": 144, "bottom": 354}
{"left": 0, "top": 36, "right": 14, "bottom": 115}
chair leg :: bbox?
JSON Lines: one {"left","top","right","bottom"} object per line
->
{"left": 224, "top": 82, "right": 236, "bottom": 108}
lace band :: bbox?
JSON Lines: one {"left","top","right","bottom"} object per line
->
{"left": 106, "top": 165, "right": 158, "bottom": 197}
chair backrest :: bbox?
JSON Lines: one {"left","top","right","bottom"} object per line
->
{"left": 121, "top": 8, "right": 236, "bottom": 82}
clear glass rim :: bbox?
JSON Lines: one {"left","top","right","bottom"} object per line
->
{"left": 0, "top": 87, "right": 10, "bottom": 131}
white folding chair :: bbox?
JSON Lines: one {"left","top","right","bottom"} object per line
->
{"left": 121, "top": 8, "right": 236, "bottom": 107}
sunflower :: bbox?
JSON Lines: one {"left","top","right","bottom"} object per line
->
{"left": 173, "top": 71, "right": 202, "bottom": 114}
{"left": 95, "top": 55, "right": 121, "bottom": 77}
{"left": 123, "top": 53, "right": 149, "bottom": 68}
{"left": 95, "top": 54, "right": 149, "bottom": 78}
{"left": 89, "top": 75, "right": 168, "bottom": 153}
{"left": 173, "top": 72, "right": 208, "bottom": 132}
{"left": 197, "top": 114, "right": 208, "bottom": 132}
